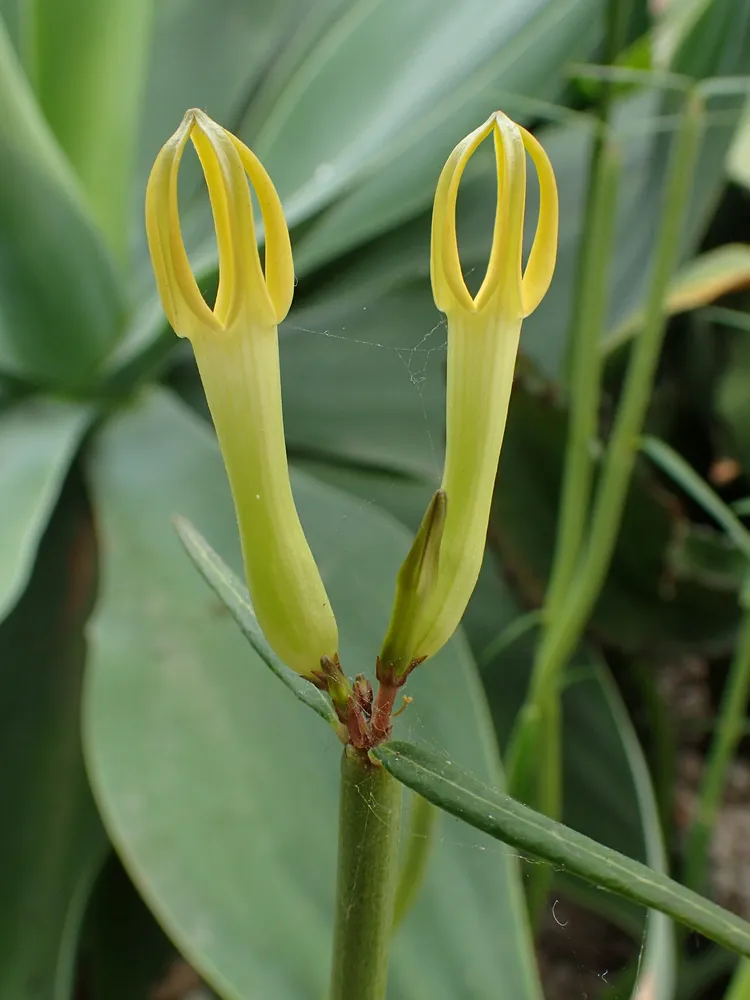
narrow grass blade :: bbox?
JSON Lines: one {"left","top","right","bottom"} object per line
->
{"left": 641, "top": 435, "right": 750, "bottom": 562}
{"left": 373, "top": 740, "right": 750, "bottom": 958}
{"left": 173, "top": 515, "right": 337, "bottom": 727}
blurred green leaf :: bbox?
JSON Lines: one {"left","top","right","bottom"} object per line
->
{"left": 288, "top": 0, "right": 604, "bottom": 272}
{"left": 668, "top": 526, "right": 748, "bottom": 592}
{"left": 718, "top": 328, "right": 750, "bottom": 473}
{"left": 280, "top": 282, "right": 446, "bottom": 480}
{"left": 669, "top": 0, "right": 750, "bottom": 80}
{"left": 0, "top": 397, "right": 90, "bottom": 622}
{"left": 132, "top": 0, "right": 605, "bottom": 305}
{"left": 85, "top": 388, "right": 542, "bottom": 1000}
{"left": 173, "top": 515, "right": 338, "bottom": 727}
{"left": 605, "top": 243, "right": 750, "bottom": 354}
{"left": 0, "top": 4, "right": 22, "bottom": 49}
{"left": 728, "top": 101, "right": 750, "bottom": 192}
{"left": 83, "top": 857, "right": 179, "bottom": 1000}
{"left": 0, "top": 471, "right": 106, "bottom": 1000}
{"left": 30, "top": 0, "right": 153, "bottom": 262}
{"left": 0, "top": 17, "right": 123, "bottom": 388}
{"left": 492, "top": 378, "right": 739, "bottom": 652}
{"left": 131, "top": 0, "right": 335, "bottom": 284}
{"left": 374, "top": 739, "right": 750, "bottom": 957}
{"left": 247, "top": 0, "right": 602, "bottom": 225}
{"left": 642, "top": 434, "right": 750, "bottom": 560}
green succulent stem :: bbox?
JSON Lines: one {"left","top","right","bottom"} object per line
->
{"left": 543, "top": 0, "right": 632, "bottom": 625}
{"left": 685, "top": 602, "right": 750, "bottom": 894}
{"left": 543, "top": 138, "right": 620, "bottom": 621}
{"left": 329, "top": 747, "right": 402, "bottom": 1000}
{"left": 726, "top": 959, "right": 750, "bottom": 1000}
{"left": 507, "top": 93, "right": 704, "bottom": 817}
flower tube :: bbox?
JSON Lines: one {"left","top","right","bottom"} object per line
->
{"left": 380, "top": 111, "right": 558, "bottom": 681}
{"left": 146, "top": 109, "right": 338, "bottom": 678}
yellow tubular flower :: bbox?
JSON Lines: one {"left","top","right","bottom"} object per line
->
{"left": 380, "top": 111, "right": 558, "bottom": 680}
{"left": 146, "top": 109, "right": 338, "bottom": 678}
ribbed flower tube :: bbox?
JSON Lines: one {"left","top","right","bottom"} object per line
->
{"left": 380, "top": 112, "right": 558, "bottom": 679}
{"left": 146, "top": 109, "right": 338, "bottom": 678}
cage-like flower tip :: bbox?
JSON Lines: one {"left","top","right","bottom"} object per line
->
{"left": 145, "top": 112, "right": 338, "bottom": 678}
{"left": 145, "top": 108, "right": 294, "bottom": 338}
{"left": 430, "top": 110, "right": 558, "bottom": 321}
{"left": 380, "top": 113, "right": 558, "bottom": 675}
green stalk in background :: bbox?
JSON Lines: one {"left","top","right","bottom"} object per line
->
{"left": 640, "top": 434, "right": 750, "bottom": 897}
{"left": 543, "top": 0, "right": 629, "bottom": 622}
{"left": 685, "top": 606, "right": 750, "bottom": 894}
{"left": 507, "top": 92, "right": 704, "bottom": 820}
{"left": 542, "top": 141, "right": 620, "bottom": 621}
{"left": 392, "top": 793, "right": 438, "bottom": 930}
{"left": 329, "top": 749, "right": 402, "bottom": 1000}
{"left": 506, "top": 0, "right": 629, "bottom": 817}
{"left": 726, "top": 959, "right": 750, "bottom": 1000}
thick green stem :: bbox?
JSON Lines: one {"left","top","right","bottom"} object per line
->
{"left": 544, "top": 139, "right": 620, "bottom": 620}
{"left": 530, "top": 94, "right": 703, "bottom": 707}
{"left": 685, "top": 606, "right": 750, "bottom": 894}
{"left": 329, "top": 747, "right": 402, "bottom": 1000}
{"left": 726, "top": 959, "right": 750, "bottom": 1000}
{"left": 507, "top": 93, "right": 704, "bottom": 808}
{"left": 543, "top": 0, "right": 632, "bottom": 621}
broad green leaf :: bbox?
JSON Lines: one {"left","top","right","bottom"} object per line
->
{"left": 0, "top": 18, "right": 123, "bottom": 388}
{"left": 289, "top": 0, "right": 603, "bottom": 272}
{"left": 281, "top": 283, "right": 446, "bottom": 480}
{"left": 0, "top": 4, "right": 21, "bottom": 49}
{"left": 31, "top": 0, "right": 153, "bottom": 262}
{"left": 243, "top": 0, "right": 603, "bottom": 232}
{"left": 373, "top": 740, "right": 750, "bottom": 957}
{"left": 85, "top": 388, "right": 542, "bottom": 1000}
{"left": 605, "top": 244, "right": 750, "bottom": 354}
{"left": 0, "top": 397, "right": 90, "bottom": 621}
{"left": 173, "top": 515, "right": 338, "bottom": 727}
{"left": 0, "top": 472, "right": 106, "bottom": 1000}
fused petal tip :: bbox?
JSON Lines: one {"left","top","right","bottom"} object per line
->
{"left": 430, "top": 110, "right": 558, "bottom": 321}
{"left": 145, "top": 109, "right": 294, "bottom": 339}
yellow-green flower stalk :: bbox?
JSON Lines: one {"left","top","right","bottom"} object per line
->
{"left": 380, "top": 111, "right": 558, "bottom": 680}
{"left": 145, "top": 109, "right": 338, "bottom": 678}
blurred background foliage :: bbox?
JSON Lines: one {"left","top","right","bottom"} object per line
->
{"left": 1, "top": 0, "right": 750, "bottom": 997}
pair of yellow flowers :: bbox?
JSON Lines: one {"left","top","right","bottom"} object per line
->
{"left": 146, "top": 108, "right": 558, "bottom": 704}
